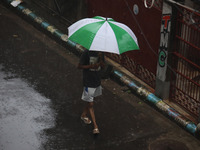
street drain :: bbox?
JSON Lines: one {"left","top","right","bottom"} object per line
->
{"left": 149, "top": 139, "right": 189, "bottom": 150}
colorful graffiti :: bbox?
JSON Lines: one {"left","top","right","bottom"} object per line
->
{"left": 158, "top": 14, "right": 171, "bottom": 68}
{"left": 156, "top": 1, "right": 172, "bottom": 82}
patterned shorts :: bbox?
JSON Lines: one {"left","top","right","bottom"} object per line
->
{"left": 81, "top": 86, "right": 102, "bottom": 102}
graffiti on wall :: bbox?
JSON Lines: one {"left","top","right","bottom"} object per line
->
{"left": 156, "top": 11, "right": 172, "bottom": 81}
{"left": 158, "top": 14, "right": 171, "bottom": 67}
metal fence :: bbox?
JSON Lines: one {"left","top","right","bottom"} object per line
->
{"left": 171, "top": 4, "right": 200, "bottom": 118}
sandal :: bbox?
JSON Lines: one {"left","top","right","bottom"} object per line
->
{"left": 81, "top": 116, "right": 91, "bottom": 124}
{"left": 93, "top": 128, "right": 100, "bottom": 134}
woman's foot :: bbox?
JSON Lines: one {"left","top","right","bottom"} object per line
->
{"left": 93, "top": 128, "right": 100, "bottom": 134}
{"left": 81, "top": 116, "right": 91, "bottom": 124}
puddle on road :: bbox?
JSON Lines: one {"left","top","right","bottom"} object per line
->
{"left": 0, "top": 65, "right": 55, "bottom": 150}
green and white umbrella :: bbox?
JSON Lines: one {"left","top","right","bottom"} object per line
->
{"left": 68, "top": 16, "right": 139, "bottom": 54}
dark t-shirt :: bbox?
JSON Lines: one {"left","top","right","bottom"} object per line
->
{"left": 79, "top": 50, "right": 103, "bottom": 88}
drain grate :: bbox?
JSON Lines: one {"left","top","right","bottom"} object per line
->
{"left": 149, "top": 139, "right": 189, "bottom": 150}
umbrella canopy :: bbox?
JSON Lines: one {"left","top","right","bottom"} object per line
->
{"left": 68, "top": 16, "right": 139, "bottom": 54}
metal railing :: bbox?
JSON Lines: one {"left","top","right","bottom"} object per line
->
{"left": 171, "top": 4, "right": 200, "bottom": 119}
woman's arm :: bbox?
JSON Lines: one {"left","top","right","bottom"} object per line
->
{"left": 78, "top": 52, "right": 105, "bottom": 69}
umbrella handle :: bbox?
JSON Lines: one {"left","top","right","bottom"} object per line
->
{"left": 98, "top": 52, "right": 105, "bottom": 68}
{"left": 98, "top": 53, "right": 104, "bottom": 63}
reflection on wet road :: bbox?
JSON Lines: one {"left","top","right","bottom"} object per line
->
{"left": 0, "top": 65, "right": 55, "bottom": 150}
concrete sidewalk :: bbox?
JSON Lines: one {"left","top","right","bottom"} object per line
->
{"left": 1, "top": 1, "right": 200, "bottom": 150}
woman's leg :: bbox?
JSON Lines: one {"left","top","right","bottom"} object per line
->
{"left": 81, "top": 104, "right": 89, "bottom": 118}
{"left": 88, "top": 102, "right": 98, "bottom": 130}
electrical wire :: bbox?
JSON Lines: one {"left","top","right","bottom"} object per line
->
{"left": 123, "top": 0, "right": 158, "bottom": 57}
{"left": 123, "top": 0, "right": 179, "bottom": 77}
{"left": 123, "top": 0, "right": 200, "bottom": 84}
{"left": 30, "top": 0, "right": 73, "bottom": 25}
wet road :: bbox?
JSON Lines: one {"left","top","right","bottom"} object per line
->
{"left": 0, "top": 2, "right": 200, "bottom": 150}
{"left": 0, "top": 64, "right": 55, "bottom": 150}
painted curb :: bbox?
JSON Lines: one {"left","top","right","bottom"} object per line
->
{"left": 4, "top": 0, "right": 198, "bottom": 136}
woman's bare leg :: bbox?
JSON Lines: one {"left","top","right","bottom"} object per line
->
{"left": 81, "top": 104, "right": 89, "bottom": 118}
{"left": 88, "top": 102, "right": 98, "bottom": 130}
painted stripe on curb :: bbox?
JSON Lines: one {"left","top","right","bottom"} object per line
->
{"left": 147, "top": 93, "right": 161, "bottom": 104}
